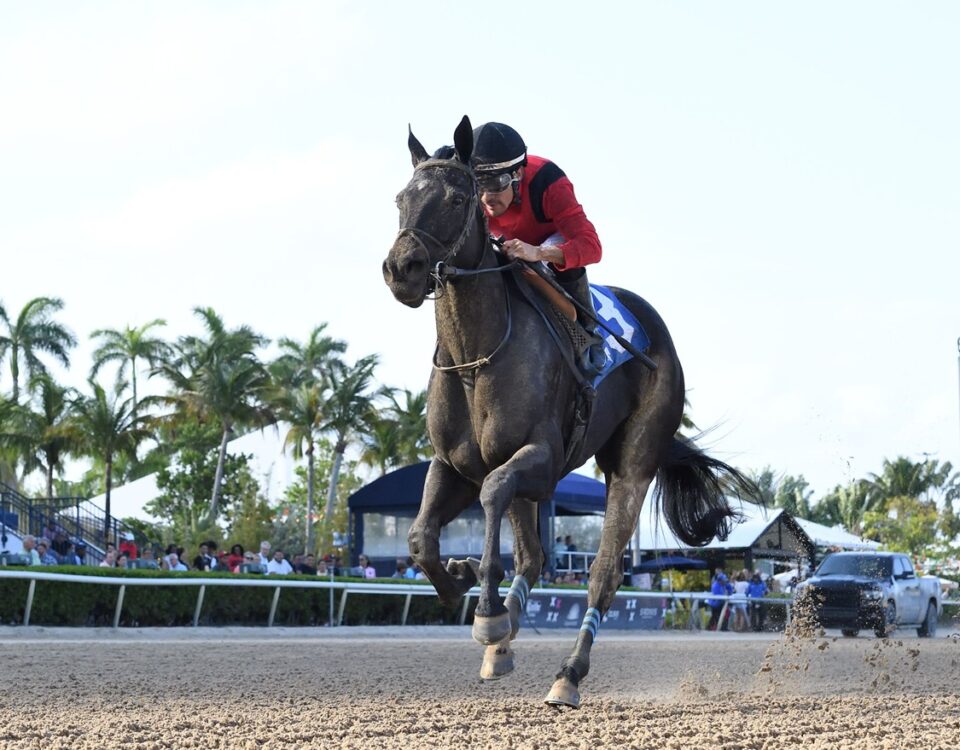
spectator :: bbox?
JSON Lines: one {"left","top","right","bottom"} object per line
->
{"left": 747, "top": 571, "right": 768, "bottom": 632}
{"left": 404, "top": 556, "right": 417, "bottom": 580}
{"left": 36, "top": 538, "right": 60, "bottom": 565}
{"left": 564, "top": 535, "right": 578, "bottom": 552}
{"left": 75, "top": 542, "right": 88, "bottom": 566}
{"left": 266, "top": 550, "right": 292, "bottom": 575}
{"left": 21, "top": 535, "right": 42, "bottom": 566}
{"left": 554, "top": 535, "right": 568, "bottom": 569}
{"left": 60, "top": 543, "right": 81, "bottom": 565}
{"left": 239, "top": 551, "right": 260, "bottom": 572}
{"left": 316, "top": 559, "right": 329, "bottom": 576}
{"left": 99, "top": 550, "right": 117, "bottom": 568}
{"left": 164, "top": 552, "right": 188, "bottom": 572}
{"left": 51, "top": 531, "right": 71, "bottom": 559}
{"left": 193, "top": 543, "right": 217, "bottom": 571}
{"left": 296, "top": 554, "right": 317, "bottom": 575}
{"left": 731, "top": 571, "right": 750, "bottom": 631}
{"left": 137, "top": 547, "right": 159, "bottom": 569}
{"left": 258, "top": 541, "right": 272, "bottom": 566}
{"left": 116, "top": 551, "right": 130, "bottom": 569}
{"left": 119, "top": 532, "right": 138, "bottom": 560}
{"left": 41, "top": 518, "right": 59, "bottom": 541}
{"left": 391, "top": 559, "right": 409, "bottom": 579}
{"left": 357, "top": 555, "right": 376, "bottom": 579}
{"left": 707, "top": 567, "right": 733, "bottom": 631}
{"left": 226, "top": 544, "right": 245, "bottom": 573}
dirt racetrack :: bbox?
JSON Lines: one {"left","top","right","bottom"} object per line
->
{"left": 2, "top": 625, "right": 959, "bottom": 749}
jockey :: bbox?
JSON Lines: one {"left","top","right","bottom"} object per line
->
{"left": 470, "top": 121, "right": 605, "bottom": 375}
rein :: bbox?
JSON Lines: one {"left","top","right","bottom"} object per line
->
{"left": 397, "top": 158, "right": 520, "bottom": 375}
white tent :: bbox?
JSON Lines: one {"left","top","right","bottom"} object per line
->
{"left": 635, "top": 499, "right": 810, "bottom": 557}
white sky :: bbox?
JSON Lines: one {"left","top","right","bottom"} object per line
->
{"left": 2, "top": 1, "right": 958, "bottom": 503}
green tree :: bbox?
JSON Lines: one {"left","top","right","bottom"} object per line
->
{"left": 90, "top": 319, "right": 172, "bottom": 419}
{"left": 867, "top": 456, "right": 957, "bottom": 510}
{"left": 774, "top": 474, "right": 814, "bottom": 519}
{"left": 68, "top": 380, "right": 151, "bottom": 535}
{"left": 359, "top": 415, "right": 402, "bottom": 477}
{"left": 0, "top": 375, "right": 78, "bottom": 497}
{"left": 382, "top": 387, "right": 431, "bottom": 466}
{"left": 269, "top": 381, "right": 327, "bottom": 554}
{"left": 320, "top": 355, "right": 378, "bottom": 521}
{"left": 811, "top": 479, "right": 875, "bottom": 535}
{"left": 0, "top": 297, "right": 76, "bottom": 404}
{"left": 270, "top": 323, "right": 346, "bottom": 386}
{"left": 153, "top": 307, "right": 273, "bottom": 523}
{"left": 862, "top": 495, "right": 939, "bottom": 556}
{"left": 274, "top": 447, "right": 362, "bottom": 557}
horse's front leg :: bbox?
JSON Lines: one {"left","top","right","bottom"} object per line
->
{"left": 478, "top": 496, "right": 544, "bottom": 680}
{"left": 408, "top": 458, "right": 479, "bottom": 608}
{"left": 472, "top": 444, "right": 553, "bottom": 647}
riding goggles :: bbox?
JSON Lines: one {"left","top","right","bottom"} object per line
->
{"left": 476, "top": 171, "right": 515, "bottom": 194}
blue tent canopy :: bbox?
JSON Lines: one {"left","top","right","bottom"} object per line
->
{"left": 348, "top": 461, "right": 606, "bottom": 516}
{"left": 347, "top": 461, "right": 606, "bottom": 566}
{"left": 633, "top": 555, "right": 708, "bottom": 573}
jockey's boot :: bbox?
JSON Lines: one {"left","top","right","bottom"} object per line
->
{"left": 557, "top": 268, "right": 606, "bottom": 378}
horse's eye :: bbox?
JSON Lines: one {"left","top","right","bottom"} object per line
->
{"left": 451, "top": 194, "right": 465, "bottom": 207}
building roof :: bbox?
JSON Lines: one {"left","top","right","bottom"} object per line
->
{"left": 347, "top": 461, "right": 606, "bottom": 515}
{"left": 792, "top": 517, "right": 881, "bottom": 550}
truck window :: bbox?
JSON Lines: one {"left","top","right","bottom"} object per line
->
{"left": 816, "top": 555, "right": 892, "bottom": 579}
{"left": 894, "top": 556, "right": 915, "bottom": 579}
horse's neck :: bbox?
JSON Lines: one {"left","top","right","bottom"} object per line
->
{"left": 434, "top": 248, "right": 508, "bottom": 368}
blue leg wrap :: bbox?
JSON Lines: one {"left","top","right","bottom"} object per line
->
{"left": 580, "top": 607, "right": 602, "bottom": 640}
{"left": 507, "top": 575, "right": 529, "bottom": 611}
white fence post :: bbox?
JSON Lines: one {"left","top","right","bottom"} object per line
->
{"left": 23, "top": 579, "right": 36, "bottom": 626}
{"left": 193, "top": 585, "right": 206, "bottom": 627}
{"left": 113, "top": 585, "right": 126, "bottom": 629}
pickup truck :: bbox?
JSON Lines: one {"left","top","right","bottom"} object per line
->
{"left": 794, "top": 551, "right": 942, "bottom": 638}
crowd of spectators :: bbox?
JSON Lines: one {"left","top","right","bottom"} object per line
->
{"left": 707, "top": 566, "right": 771, "bottom": 632}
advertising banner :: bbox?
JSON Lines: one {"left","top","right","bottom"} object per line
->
{"left": 524, "top": 593, "right": 667, "bottom": 630}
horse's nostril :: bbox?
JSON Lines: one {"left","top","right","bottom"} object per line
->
{"left": 407, "top": 258, "right": 425, "bottom": 275}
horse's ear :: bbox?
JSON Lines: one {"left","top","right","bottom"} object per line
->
{"left": 408, "top": 125, "right": 429, "bottom": 167}
{"left": 453, "top": 115, "right": 473, "bottom": 164}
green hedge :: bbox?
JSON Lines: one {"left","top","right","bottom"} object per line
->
{"left": 0, "top": 568, "right": 470, "bottom": 627}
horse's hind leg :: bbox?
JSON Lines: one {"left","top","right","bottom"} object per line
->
{"left": 545, "top": 459, "right": 657, "bottom": 708}
{"left": 479, "top": 497, "right": 543, "bottom": 680}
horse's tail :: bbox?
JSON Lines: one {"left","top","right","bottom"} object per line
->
{"left": 653, "top": 436, "right": 760, "bottom": 547}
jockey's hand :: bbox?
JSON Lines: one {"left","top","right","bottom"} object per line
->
{"left": 502, "top": 239, "right": 542, "bottom": 263}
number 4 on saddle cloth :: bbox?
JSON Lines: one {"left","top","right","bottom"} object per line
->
{"left": 588, "top": 284, "right": 650, "bottom": 389}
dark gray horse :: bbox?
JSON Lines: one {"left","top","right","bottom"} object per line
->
{"left": 382, "top": 116, "right": 756, "bottom": 708}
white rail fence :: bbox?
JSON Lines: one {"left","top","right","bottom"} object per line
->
{"left": 3, "top": 571, "right": 958, "bottom": 631}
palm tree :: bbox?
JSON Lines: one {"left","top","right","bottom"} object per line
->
{"left": 1, "top": 376, "right": 78, "bottom": 498}
{"left": 153, "top": 308, "right": 273, "bottom": 523}
{"left": 270, "top": 381, "right": 327, "bottom": 554}
{"left": 90, "top": 319, "right": 172, "bottom": 418}
{"left": 271, "top": 323, "right": 346, "bottom": 386}
{"left": 867, "top": 456, "right": 956, "bottom": 509}
{"left": 381, "top": 387, "right": 431, "bottom": 466}
{"left": 0, "top": 297, "right": 76, "bottom": 404}
{"left": 320, "top": 355, "right": 378, "bottom": 520}
{"left": 359, "top": 415, "right": 403, "bottom": 476}
{"left": 68, "top": 380, "right": 151, "bottom": 535}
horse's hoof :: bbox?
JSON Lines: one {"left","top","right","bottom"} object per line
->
{"left": 473, "top": 611, "right": 512, "bottom": 645}
{"left": 544, "top": 677, "right": 581, "bottom": 709}
{"left": 479, "top": 639, "right": 514, "bottom": 680}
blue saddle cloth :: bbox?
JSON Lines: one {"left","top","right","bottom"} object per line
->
{"left": 588, "top": 284, "right": 650, "bottom": 388}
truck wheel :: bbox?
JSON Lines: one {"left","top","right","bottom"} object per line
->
{"left": 875, "top": 601, "right": 896, "bottom": 638}
{"left": 841, "top": 628, "right": 859, "bottom": 638}
{"left": 917, "top": 602, "right": 937, "bottom": 638}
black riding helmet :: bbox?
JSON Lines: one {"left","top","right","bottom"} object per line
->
{"left": 472, "top": 122, "right": 527, "bottom": 193}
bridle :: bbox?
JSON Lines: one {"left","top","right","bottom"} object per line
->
{"left": 394, "top": 158, "right": 520, "bottom": 373}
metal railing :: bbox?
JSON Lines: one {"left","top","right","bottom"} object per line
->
{"left": 6, "top": 569, "right": 956, "bottom": 632}
{"left": 0, "top": 482, "right": 142, "bottom": 564}
{"left": 0, "top": 569, "right": 791, "bottom": 630}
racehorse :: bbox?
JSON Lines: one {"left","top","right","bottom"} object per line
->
{"left": 382, "top": 116, "right": 757, "bottom": 708}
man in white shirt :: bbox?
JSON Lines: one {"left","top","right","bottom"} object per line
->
{"left": 266, "top": 550, "right": 293, "bottom": 575}
{"left": 258, "top": 540, "right": 272, "bottom": 566}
